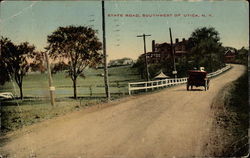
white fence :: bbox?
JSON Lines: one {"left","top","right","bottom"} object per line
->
{"left": 128, "top": 65, "right": 231, "bottom": 95}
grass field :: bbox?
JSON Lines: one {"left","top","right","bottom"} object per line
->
{"left": 0, "top": 65, "right": 141, "bottom": 98}
{"left": 0, "top": 65, "right": 141, "bottom": 133}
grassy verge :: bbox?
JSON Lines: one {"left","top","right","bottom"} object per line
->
{"left": 0, "top": 97, "right": 109, "bottom": 134}
{"left": 205, "top": 70, "right": 249, "bottom": 157}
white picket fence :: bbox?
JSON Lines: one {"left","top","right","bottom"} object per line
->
{"left": 128, "top": 65, "right": 231, "bottom": 95}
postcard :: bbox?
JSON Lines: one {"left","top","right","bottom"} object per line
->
{"left": 0, "top": 0, "right": 249, "bottom": 157}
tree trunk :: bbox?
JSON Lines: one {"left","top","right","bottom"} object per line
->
{"left": 73, "top": 78, "right": 77, "bottom": 99}
{"left": 19, "top": 84, "right": 23, "bottom": 100}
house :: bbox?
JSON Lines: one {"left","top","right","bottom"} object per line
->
{"left": 108, "top": 58, "right": 134, "bottom": 67}
{"left": 224, "top": 49, "right": 237, "bottom": 63}
{"left": 122, "top": 58, "right": 133, "bottom": 65}
{"left": 139, "top": 38, "right": 191, "bottom": 64}
{"left": 174, "top": 38, "right": 190, "bottom": 57}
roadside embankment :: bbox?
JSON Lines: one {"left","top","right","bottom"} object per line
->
{"left": 204, "top": 68, "right": 248, "bottom": 157}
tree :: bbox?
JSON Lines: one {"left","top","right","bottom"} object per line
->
{"left": 46, "top": 25, "right": 103, "bottom": 99}
{"left": 13, "top": 42, "right": 36, "bottom": 99}
{"left": 30, "top": 51, "right": 46, "bottom": 73}
{"left": 134, "top": 54, "right": 178, "bottom": 79}
{"left": 0, "top": 37, "right": 36, "bottom": 99}
{"left": 133, "top": 57, "right": 146, "bottom": 79}
{"left": 235, "top": 47, "right": 248, "bottom": 65}
{"left": 189, "top": 27, "right": 225, "bottom": 72}
{"left": 0, "top": 37, "right": 15, "bottom": 85}
{"left": 51, "top": 62, "right": 70, "bottom": 74}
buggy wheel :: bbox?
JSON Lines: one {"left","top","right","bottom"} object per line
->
{"left": 204, "top": 80, "right": 208, "bottom": 91}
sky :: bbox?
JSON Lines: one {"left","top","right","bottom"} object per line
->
{"left": 0, "top": 0, "right": 249, "bottom": 61}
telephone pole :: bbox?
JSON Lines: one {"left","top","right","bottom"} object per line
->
{"left": 45, "top": 51, "right": 55, "bottom": 106}
{"left": 102, "top": 0, "right": 110, "bottom": 100}
{"left": 169, "top": 28, "right": 177, "bottom": 79}
{"left": 137, "top": 34, "right": 151, "bottom": 81}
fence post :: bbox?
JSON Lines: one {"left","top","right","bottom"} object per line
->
{"left": 128, "top": 83, "right": 131, "bottom": 95}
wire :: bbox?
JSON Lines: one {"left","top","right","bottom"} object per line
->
{"left": 1, "top": 1, "right": 37, "bottom": 22}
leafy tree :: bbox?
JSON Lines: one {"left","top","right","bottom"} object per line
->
{"left": 0, "top": 37, "right": 36, "bottom": 99}
{"left": 148, "top": 64, "right": 161, "bottom": 79}
{"left": 235, "top": 47, "right": 248, "bottom": 65}
{"left": 0, "top": 37, "right": 15, "bottom": 85}
{"left": 175, "top": 56, "right": 190, "bottom": 77}
{"left": 133, "top": 57, "right": 146, "bottom": 79}
{"left": 189, "top": 27, "right": 225, "bottom": 72}
{"left": 30, "top": 51, "right": 46, "bottom": 73}
{"left": 46, "top": 25, "right": 103, "bottom": 99}
{"left": 13, "top": 42, "right": 36, "bottom": 99}
{"left": 51, "top": 62, "right": 70, "bottom": 74}
{"left": 133, "top": 56, "right": 174, "bottom": 80}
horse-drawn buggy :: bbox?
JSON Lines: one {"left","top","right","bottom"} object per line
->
{"left": 186, "top": 70, "right": 210, "bottom": 91}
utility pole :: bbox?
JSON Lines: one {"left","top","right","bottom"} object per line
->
{"left": 102, "top": 0, "right": 111, "bottom": 100}
{"left": 169, "top": 28, "right": 177, "bottom": 79}
{"left": 45, "top": 51, "right": 55, "bottom": 106}
{"left": 137, "top": 34, "right": 151, "bottom": 81}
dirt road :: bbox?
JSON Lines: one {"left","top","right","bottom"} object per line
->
{"left": 1, "top": 64, "right": 245, "bottom": 158}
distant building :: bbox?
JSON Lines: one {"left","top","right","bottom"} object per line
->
{"left": 108, "top": 58, "right": 134, "bottom": 67}
{"left": 122, "top": 58, "right": 133, "bottom": 65}
{"left": 224, "top": 49, "right": 237, "bottom": 63}
{"left": 174, "top": 38, "right": 190, "bottom": 57}
{"left": 139, "top": 38, "right": 191, "bottom": 64}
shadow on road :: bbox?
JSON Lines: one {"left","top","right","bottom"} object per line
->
{"left": 175, "top": 89, "right": 204, "bottom": 92}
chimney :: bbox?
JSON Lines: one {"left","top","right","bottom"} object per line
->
{"left": 152, "top": 40, "right": 155, "bottom": 52}
{"left": 175, "top": 38, "right": 179, "bottom": 43}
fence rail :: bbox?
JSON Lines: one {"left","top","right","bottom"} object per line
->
{"left": 128, "top": 65, "right": 231, "bottom": 95}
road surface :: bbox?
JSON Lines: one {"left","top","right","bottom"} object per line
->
{"left": 1, "top": 64, "right": 245, "bottom": 158}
